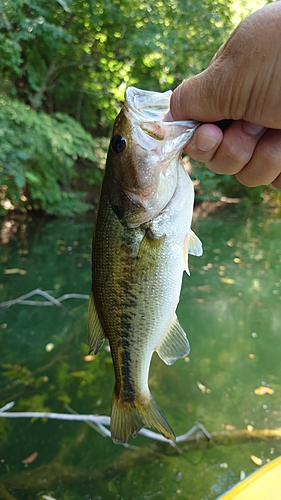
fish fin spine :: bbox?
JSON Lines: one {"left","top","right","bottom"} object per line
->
{"left": 156, "top": 315, "right": 190, "bottom": 365}
{"left": 187, "top": 229, "right": 203, "bottom": 257}
{"left": 87, "top": 290, "right": 106, "bottom": 354}
{"left": 110, "top": 389, "right": 175, "bottom": 444}
{"left": 184, "top": 229, "right": 203, "bottom": 275}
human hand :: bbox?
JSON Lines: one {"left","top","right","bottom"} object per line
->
{"left": 170, "top": 2, "right": 281, "bottom": 189}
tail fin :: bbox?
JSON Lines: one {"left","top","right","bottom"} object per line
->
{"left": 110, "top": 389, "right": 175, "bottom": 444}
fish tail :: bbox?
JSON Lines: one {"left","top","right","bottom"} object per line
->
{"left": 110, "top": 389, "right": 176, "bottom": 444}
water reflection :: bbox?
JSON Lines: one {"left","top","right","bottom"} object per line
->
{"left": 0, "top": 206, "right": 280, "bottom": 500}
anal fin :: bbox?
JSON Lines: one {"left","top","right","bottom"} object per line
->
{"left": 88, "top": 290, "right": 106, "bottom": 354}
{"left": 156, "top": 316, "right": 190, "bottom": 365}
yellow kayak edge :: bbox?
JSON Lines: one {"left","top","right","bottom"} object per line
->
{"left": 217, "top": 455, "right": 281, "bottom": 500}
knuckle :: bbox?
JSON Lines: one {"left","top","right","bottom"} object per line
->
{"left": 257, "top": 130, "right": 281, "bottom": 161}
{"left": 207, "top": 156, "right": 238, "bottom": 175}
{"left": 224, "top": 134, "right": 255, "bottom": 163}
{"left": 236, "top": 172, "right": 259, "bottom": 187}
{"left": 258, "top": 143, "right": 281, "bottom": 162}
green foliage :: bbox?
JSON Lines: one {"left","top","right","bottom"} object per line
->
{"left": 0, "top": 96, "right": 101, "bottom": 215}
{"left": 0, "top": 0, "right": 273, "bottom": 214}
{"left": 190, "top": 160, "right": 266, "bottom": 204}
{"left": 0, "top": 417, "right": 10, "bottom": 447}
{"left": 0, "top": 0, "right": 235, "bottom": 126}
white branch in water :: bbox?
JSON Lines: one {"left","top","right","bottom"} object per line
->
{"left": 0, "top": 288, "right": 89, "bottom": 311}
{"left": 0, "top": 402, "right": 211, "bottom": 446}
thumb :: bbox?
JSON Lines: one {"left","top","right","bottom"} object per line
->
{"left": 170, "top": 2, "right": 281, "bottom": 124}
{"left": 170, "top": 63, "right": 228, "bottom": 123}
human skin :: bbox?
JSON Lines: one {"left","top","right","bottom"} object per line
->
{"left": 170, "top": 2, "right": 281, "bottom": 189}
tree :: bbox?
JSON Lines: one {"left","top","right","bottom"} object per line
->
{"left": 0, "top": 0, "right": 272, "bottom": 215}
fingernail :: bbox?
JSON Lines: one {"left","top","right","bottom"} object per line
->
{"left": 242, "top": 121, "right": 265, "bottom": 135}
{"left": 196, "top": 133, "right": 219, "bottom": 152}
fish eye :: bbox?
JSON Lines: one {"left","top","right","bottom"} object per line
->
{"left": 110, "top": 134, "right": 127, "bottom": 153}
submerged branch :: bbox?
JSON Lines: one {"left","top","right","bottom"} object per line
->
{"left": 1, "top": 402, "right": 280, "bottom": 451}
{"left": 0, "top": 483, "right": 17, "bottom": 500}
{"left": 0, "top": 402, "right": 210, "bottom": 447}
{"left": 1, "top": 402, "right": 281, "bottom": 495}
{"left": 0, "top": 288, "right": 89, "bottom": 312}
{"left": 64, "top": 403, "right": 110, "bottom": 438}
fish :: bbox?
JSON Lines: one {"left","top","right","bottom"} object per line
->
{"left": 88, "top": 86, "right": 202, "bottom": 444}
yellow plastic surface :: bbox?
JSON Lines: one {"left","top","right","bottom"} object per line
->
{"left": 218, "top": 456, "right": 281, "bottom": 500}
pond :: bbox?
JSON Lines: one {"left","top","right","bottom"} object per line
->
{"left": 0, "top": 203, "right": 281, "bottom": 500}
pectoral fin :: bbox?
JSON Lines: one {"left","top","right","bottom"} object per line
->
{"left": 136, "top": 227, "right": 166, "bottom": 277}
{"left": 188, "top": 229, "right": 203, "bottom": 256}
{"left": 88, "top": 290, "right": 106, "bottom": 354}
{"left": 156, "top": 316, "right": 190, "bottom": 365}
{"left": 184, "top": 229, "right": 203, "bottom": 275}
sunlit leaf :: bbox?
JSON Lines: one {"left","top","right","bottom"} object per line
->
{"left": 254, "top": 386, "right": 274, "bottom": 396}
{"left": 220, "top": 462, "right": 228, "bottom": 469}
{"left": 25, "top": 171, "right": 41, "bottom": 184}
{"left": 250, "top": 455, "right": 263, "bottom": 466}
{"left": 3, "top": 268, "right": 27, "bottom": 275}
{"left": 247, "top": 425, "right": 254, "bottom": 432}
{"left": 222, "top": 424, "right": 236, "bottom": 431}
{"left": 84, "top": 354, "right": 95, "bottom": 362}
{"left": 22, "top": 451, "right": 38, "bottom": 464}
{"left": 240, "top": 470, "right": 246, "bottom": 480}
{"left": 45, "top": 343, "right": 54, "bottom": 352}
{"left": 196, "top": 381, "right": 211, "bottom": 393}
{"left": 221, "top": 277, "right": 235, "bottom": 285}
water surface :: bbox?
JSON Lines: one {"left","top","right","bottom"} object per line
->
{"left": 0, "top": 205, "right": 280, "bottom": 500}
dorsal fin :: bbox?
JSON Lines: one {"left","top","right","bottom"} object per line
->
{"left": 88, "top": 291, "right": 106, "bottom": 354}
{"left": 156, "top": 316, "right": 190, "bottom": 366}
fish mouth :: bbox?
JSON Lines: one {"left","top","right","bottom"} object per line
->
{"left": 125, "top": 86, "right": 199, "bottom": 129}
{"left": 125, "top": 86, "right": 173, "bottom": 123}
{"left": 113, "top": 87, "right": 199, "bottom": 227}
{"left": 139, "top": 126, "right": 164, "bottom": 141}
{"left": 125, "top": 86, "right": 199, "bottom": 151}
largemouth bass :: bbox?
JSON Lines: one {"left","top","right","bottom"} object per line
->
{"left": 88, "top": 86, "right": 202, "bottom": 443}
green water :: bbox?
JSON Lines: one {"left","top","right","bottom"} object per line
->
{"left": 0, "top": 205, "right": 281, "bottom": 500}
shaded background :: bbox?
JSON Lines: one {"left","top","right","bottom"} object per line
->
{"left": 0, "top": 0, "right": 277, "bottom": 216}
